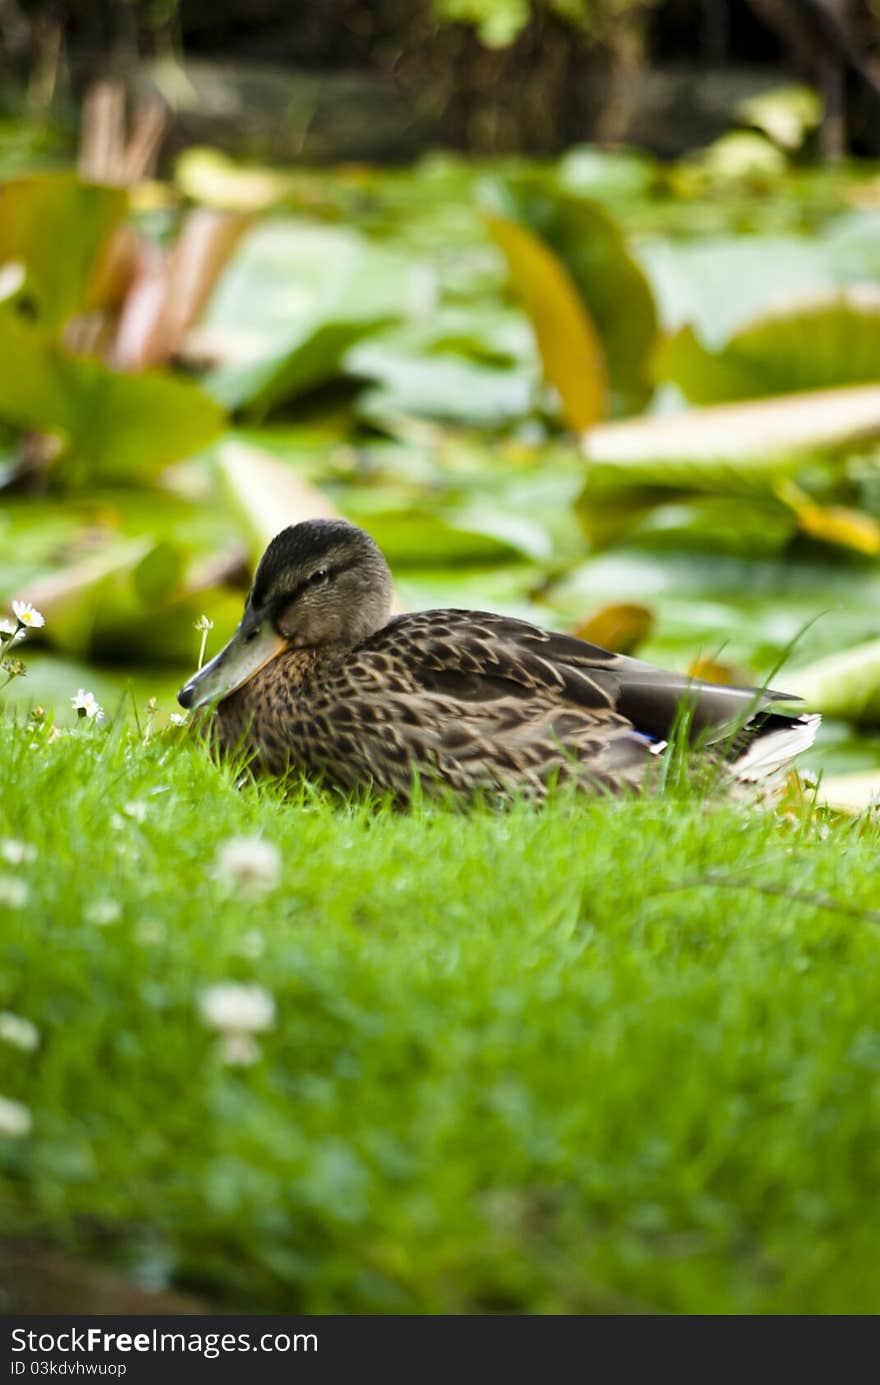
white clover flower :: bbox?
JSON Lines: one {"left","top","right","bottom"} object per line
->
{"left": 199, "top": 983, "right": 275, "bottom": 1034}
{"left": 11, "top": 601, "right": 44, "bottom": 630}
{"left": 214, "top": 837, "right": 281, "bottom": 897}
{"left": 0, "top": 877, "right": 28, "bottom": 909}
{"left": 200, "top": 983, "right": 275, "bottom": 1066}
{"left": 1, "top": 839, "right": 36, "bottom": 866}
{"left": 71, "top": 689, "right": 103, "bottom": 721}
{"left": 169, "top": 712, "right": 188, "bottom": 727}
{"left": 85, "top": 898, "right": 121, "bottom": 927}
{"left": 0, "top": 1094, "right": 32, "bottom": 1138}
{"left": 0, "top": 1011, "right": 39, "bottom": 1052}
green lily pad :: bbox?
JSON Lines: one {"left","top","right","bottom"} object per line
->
{"left": 656, "top": 289, "right": 880, "bottom": 404}
{"left": 207, "top": 315, "right": 393, "bottom": 415}
{"left": 785, "top": 641, "right": 880, "bottom": 724}
{"left": 0, "top": 173, "right": 127, "bottom": 329}
{"left": 0, "top": 307, "right": 224, "bottom": 484}
{"left": 581, "top": 383, "right": 880, "bottom": 492}
{"left": 201, "top": 219, "right": 411, "bottom": 414}
{"left": 352, "top": 344, "right": 537, "bottom": 428}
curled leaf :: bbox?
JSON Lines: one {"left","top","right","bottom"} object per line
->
{"left": 582, "top": 384, "right": 880, "bottom": 491}
{"left": 775, "top": 479, "right": 880, "bottom": 556}
{"left": 485, "top": 212, "right": 606, "bottom": 431}
{"left": 655, "top": 289, "right": 880, "bottom": 405}
{"left": 215, "top": 439, "right": 341, "bottom": 563}
{"left": 484, "top": 179, "right": 657, "bottom": 418}
{"left": 686, "top": 658, "right": 750, "bottom": 687}
{"left": 215, "top": 438, "right": 406, "bottom": 609}
{"left": 573, "top": 602, "right": 654, "bottom": 655}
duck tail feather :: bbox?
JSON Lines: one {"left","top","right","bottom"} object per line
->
{"left": 730, "top": 712, "right": 821, "bottom": 782}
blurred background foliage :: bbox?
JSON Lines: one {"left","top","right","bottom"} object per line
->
{"left": 1, "top": 1, "right": 880, "bottom": 775}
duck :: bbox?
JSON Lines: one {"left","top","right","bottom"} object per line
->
{"left": 177, "top": 518, "right": 820, "bottom": 802}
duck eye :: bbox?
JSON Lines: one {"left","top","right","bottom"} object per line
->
{"left": 309, "top": 568, "right": 329, "bottom": 585}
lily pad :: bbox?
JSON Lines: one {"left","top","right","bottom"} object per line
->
{"left": 351, "top": 343, "right": 537, "bottom": 429}
{"left": 0, "top": 173, "right": 127, "bottom": 329}
{"left": 0, "top": 307, "right": 224, "bottom": 484}
{"left": 556, "top": 147, "right": 659, "bottom": 203}
{"left": 638, "top": 234, "right": 847, "bottom": 345}
{"left": 207, "top": 315, "right": 393, "bottom": 415}
{"left": 656, "top": 289, "right": 880, "bottom": 404}
{"left": 784, "top": 641, "right": 880, "bottom": 724}
{"left": 581, "top": 384, "right": 880, "bottom": 492}
{"left": 201, "top": 220, "right": 412, "bottom": 413}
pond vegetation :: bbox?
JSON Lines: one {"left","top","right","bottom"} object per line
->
{"left": 2, "top": 105, "right": 880, "bottom": 786}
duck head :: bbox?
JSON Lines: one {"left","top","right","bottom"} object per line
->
{"left": 177, "top": 519, "right": 393, "bottom": 711}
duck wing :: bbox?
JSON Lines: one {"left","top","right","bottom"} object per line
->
{"left": 299, "top": 610, "right": 813, "bottom": 798}
{"left": 368, "top": 609, "right": 795, "bottom": 735}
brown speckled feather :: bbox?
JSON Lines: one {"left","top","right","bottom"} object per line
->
{"left": 212, "top": 610, "right": 717, "bottom": 800}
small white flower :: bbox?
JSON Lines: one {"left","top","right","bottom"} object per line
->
{"left": 0, "top": 1012, "right": 39, "bottom": 1052}
{"left": 0, "top": 1094, "right": 32, "bottom": 1138}
{"left": 214, "top": 837, "right": 281, "bottom": 897}
{"left": 169, "top": 712, "right": 188, "bottom": 727}
{"left": 85, "top": 898, "right": 121, "bottom": 927}
{"left": 71, "top": 689, "right": 103, "bottom": 721}
{"left": 0, "top": 839, "right": 36, "bottom": 866}
{"left": 194, "top": 615, "right": 214, "bottom": 671}
{"left": 0, "top": 877, "right": 28, "bottom": 909}
{"left": 199, "top": 983, "right": 275, "bottom": 1035}
{"left": 123, "top": 801, "right": 147, "bottom": 824}
{"left": 11, "top": 601, "right": 44, "bottom": 630}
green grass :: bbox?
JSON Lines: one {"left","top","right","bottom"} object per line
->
{"left": 2, "top": 717, "right": 880, "bottom": 1314}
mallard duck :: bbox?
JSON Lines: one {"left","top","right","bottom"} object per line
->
{"left": 177, "top": 519, "right": 819, "bottom": 801}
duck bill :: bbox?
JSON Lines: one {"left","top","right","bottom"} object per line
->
{"left": 177, "top": 625, "right": 287, "bottom": 710}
